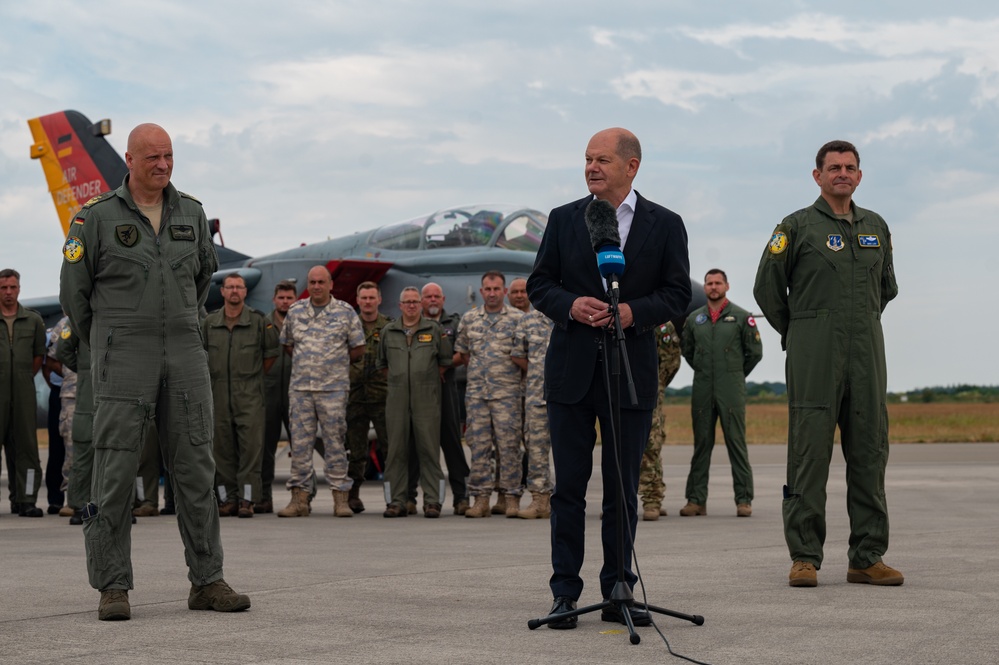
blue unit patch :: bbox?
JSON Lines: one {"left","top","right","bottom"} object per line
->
{"left": 858, "top": 234, "right": 881, "bottom": 247}
{"left": 826, "top": 234, "right": 844, "bottom": 252}
{"left": 695, "top": 313, "right": 708, "bottom": 325}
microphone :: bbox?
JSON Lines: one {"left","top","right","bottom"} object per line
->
{"left": 584, "top": 198, "right": 624, "bottom": 295}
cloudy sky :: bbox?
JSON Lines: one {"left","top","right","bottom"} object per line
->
{"left": 2, "top": 1, "right": 996, "bottom": 392}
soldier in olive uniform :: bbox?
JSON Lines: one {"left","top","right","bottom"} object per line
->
{"left": 679, "top": 271, "right": 763, "bottom": 518}
{"left": 754, "top": 140, "right": 902, "bottom": 588}
{"left": 60, "top": 123, "right": 249, "bottom": 620}
{"left": 638, "top": 321, "right": 682, "bottom": 521}
{"left": 454, "top": 271, "right": 526, "bottom": 518}
{"left": 203, "top": 273, "right": 279, "bottom": 518}
{"left": 260, "top": 281, "right": 296, "bottom": 513}
{"left": 277, "top": 265, "right": 366, "bottom": 518}
{"left": 510, "top": 307, "right": 554, "bottom": 519}
{"left": 1, "top": 268, "right": 47, "bottom": 517}
{"left": 414, "top": 283, "right": 470, "bottom": 515}
{"left": 378, "top": 287, "right": 451, "bottom": 517}
{"left": 345, "top": 281, "right": 391, "bottom": 513}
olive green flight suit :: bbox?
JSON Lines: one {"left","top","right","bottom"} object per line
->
{"left": 754, "top": 196, "right": 898, "bottom": 570}
{"left": 57, "top": 328, "right": 93, "bottom": 512}
{"left": 377, "top": 316, "right": 452, "bottom": 506}
{"left": 60, "top": 177, "right": 222, "bottom": 591}
{"left": 262, "top": 310, "right": 292, "bottom": 504}
{"left": 1, "top": 305, "right": 46, "bottom": 505}
{"left": 346, "top": 313, "right": 391, "bottom": 486}
{"left": 680, "top": 301, "right": 763, "bottom": 506}
{"left": 202, "top": 306, "right": 280, "bottom": 504}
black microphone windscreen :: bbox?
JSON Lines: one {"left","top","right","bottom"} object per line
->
{"left": 584, "top": 199, "right": 620, "bottom": 253}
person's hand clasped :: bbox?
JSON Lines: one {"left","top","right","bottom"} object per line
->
{"left": 572, "top": 296, "right": 613, "bottom": 328}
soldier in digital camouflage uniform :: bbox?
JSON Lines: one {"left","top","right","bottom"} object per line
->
{"left": 48, "top": 316, "right": 78, "bottom": 518}
{"left": 345, "top": 281, "right": 391, "bottom": 514}
{"left": 455, "top": 271, "right": 526, "bottom": 518}
{"left": 59, "top": 123, "right": 249, "bottom": 620}
{"left": 638, "top": 321, "right": 681, "bottom": 521}
{"left": 510, "top": 307, "right": 554, "bottom": 519}
{"left": 203, "top": 273, "right": 279, "bottom": 518}
{"left": 55, "top": 320, "right": 90, "bottom": 524}
{"left": 277, "top": 265, "right": 365, "bottom": 518}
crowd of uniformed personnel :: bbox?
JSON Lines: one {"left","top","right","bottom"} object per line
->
{"left": 3, "top": 263, "right": 761, "bottom": 525}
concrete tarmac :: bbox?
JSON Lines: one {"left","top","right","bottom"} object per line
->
{"left": 1, "top": 442, "right": 997, "bottom": 665}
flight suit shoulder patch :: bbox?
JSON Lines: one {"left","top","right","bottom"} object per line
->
{"left": 747, "top": 316, "right": 757, "bottom": 328}
{"left": 63, "top": 236, "right": 85, "bottom": 263}
{"left": 768, "top": 231, "right": 788, "bottom": 255}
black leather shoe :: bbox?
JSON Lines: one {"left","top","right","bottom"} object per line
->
{"left": 47, "top": 505, "right": 62, "bottom": 515}
{"left": 547, "top": 596, "right": 578, "bottom": 629}
{"left": 159, "top": 502, "right": 176, "bottom": 515}
{"left": 18, "top": 503, "right": 43, "bottom": 518}
{"left": 601, "top": 602, "right": 652, "bottom": 627}
{"left": 69, "top": 511, "right": 83, "bottom": 525}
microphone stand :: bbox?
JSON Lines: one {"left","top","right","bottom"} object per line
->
{"left": 528, "top": 280, "right": 704, "bottom": 645}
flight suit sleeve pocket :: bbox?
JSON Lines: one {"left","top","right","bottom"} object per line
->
{"left": 93, "top": 398, "right": 148, "bottom": 452}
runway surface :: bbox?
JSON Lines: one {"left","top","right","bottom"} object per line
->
{"left": 2, "top": 442, "right": 997, "bottom": 664}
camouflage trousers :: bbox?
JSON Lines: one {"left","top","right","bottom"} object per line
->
{"left": 288, "top": 390, "right": 352, "bottom": 492}
{"left": 638, "top": 399, "right": 667, "bottom": 508}
{"left": 59, "top": 396, "right": 76, "bottom": 492}
{"left": 466, "top": 396, "right": 523, "bottom": 497}
{"left": 524, "top": 403, "right": 553, "bottom": 494}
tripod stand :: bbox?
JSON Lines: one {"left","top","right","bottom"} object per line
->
{"left": 528, "top": 290, "right": 704, "bottom": 645}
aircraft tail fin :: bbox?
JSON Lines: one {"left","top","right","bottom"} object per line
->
{"left": 27, "top": 110, "right": 127, "bottom": 238}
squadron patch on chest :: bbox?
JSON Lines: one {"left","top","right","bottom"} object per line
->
{"left": 417, "top": 333, "right": 433, "bottom": 343}
{"left": 826, "top": 234, "right": 844, "bottom": 252}
{"left": 858, "top": 234, "right": 880, "bottom": 248}
{"left": 63, "top": 236, "right": 85, "bottom": 263}
{"left": 695, "top": 313, "right": 708, "bottom": 325}
{"left": 115, "top": 224, "right": 140, "bottom": 247}
{"left": 170, "top": 225, "right": 195, "bottom": 241}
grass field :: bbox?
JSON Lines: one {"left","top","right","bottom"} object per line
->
{"left": 34, "top": 402, "right": 999, "bottom": 449}
{"left": 661, "top": 402, "right": 999, "bottom": 444}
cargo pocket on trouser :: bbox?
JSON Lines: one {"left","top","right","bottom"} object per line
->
{"left": 172, "top": 391, "right": 216, "bottom": 558}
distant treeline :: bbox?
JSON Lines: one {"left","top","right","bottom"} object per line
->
{"left": 665, "top": 383, "right": 999, "bottom": 404}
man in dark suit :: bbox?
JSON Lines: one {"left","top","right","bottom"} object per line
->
{"left": 527, "top": 128, "right": 690, "bottom": 629}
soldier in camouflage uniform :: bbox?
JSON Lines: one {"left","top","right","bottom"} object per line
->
{"left": 278, "top": 265, "right": 365, "bottom": 518}
{"left": 203, "top": 273, "right": 280, "bottom": 518}
{"left": 0, "top": 268, "right": 47, "bottom": 518}
{"left": 454, "top": 271, "right": 526, "bottom": 518}
{"left": 55, "top": 320, "right": 89, "bottom": 524}
{"left": 638, "top": 321, "right": 681, "bottom": 521}
{"left": 48, "top": 316, "right": 78, "bottom": 518}
{"left": 510, "top": 307, "right": 554, "bottom": 518}
{"left": 345, "top": 281, "right": 391, "bottom": 514}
